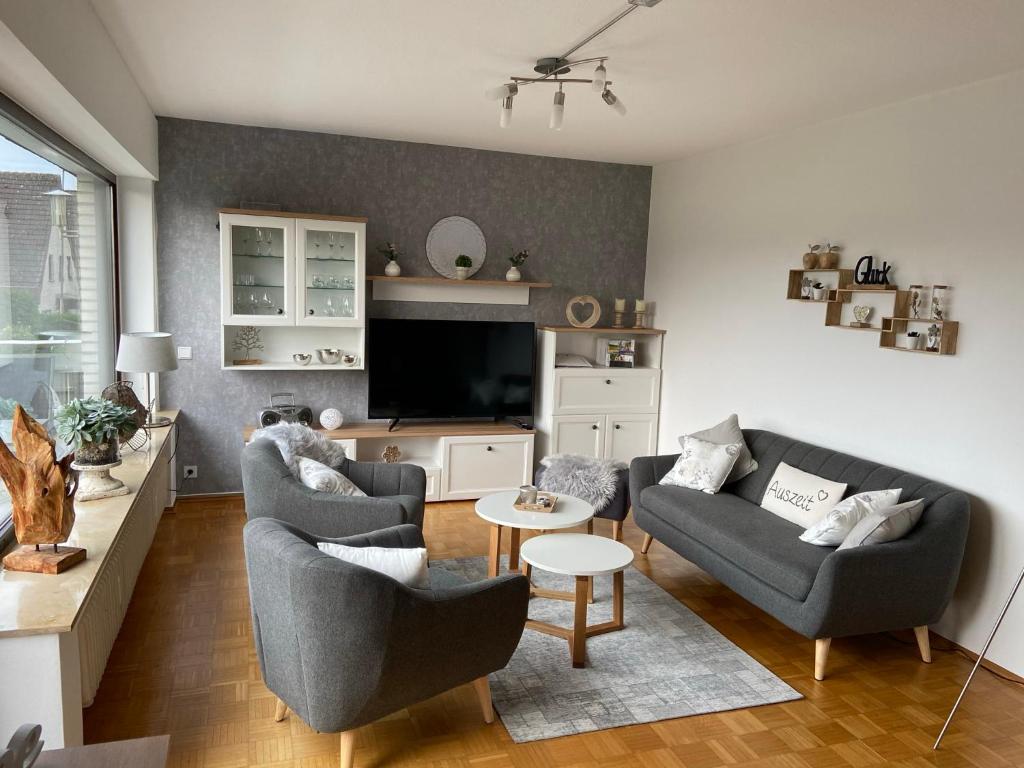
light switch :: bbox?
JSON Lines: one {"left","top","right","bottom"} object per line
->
{"left": 176, "top": 346, "right": 193, "bottom": 360}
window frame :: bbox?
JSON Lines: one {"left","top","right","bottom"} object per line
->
{"left": 0, "top": 91, "right": 121, "bottom": 548}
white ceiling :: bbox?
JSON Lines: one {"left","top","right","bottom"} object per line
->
{"left": 90, "top": 0, "right": 1024, "bottom": 166}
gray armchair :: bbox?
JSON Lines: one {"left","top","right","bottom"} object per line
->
{"left": 241, "top": 438, "right": 426, "bottom": 538}
{"left": 243, "top": 518, "right": 529, "bottom": 767}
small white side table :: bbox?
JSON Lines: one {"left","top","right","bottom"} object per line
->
{"left": 520, "top": 532, "right": 634, "bottom": 668}
{"left": 475, "top": 490, "right": 594, "bottom": 577}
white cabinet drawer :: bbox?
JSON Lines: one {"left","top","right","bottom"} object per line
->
{"left": 440, "top": 434, "right": 534, "bottom": 501}
{"left": 553, "top": 369, "right": 660, "bottom": 414}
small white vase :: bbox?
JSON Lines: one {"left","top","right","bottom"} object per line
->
{"left": 384, "top": 260, "right": 401, "bottom": 277}
{"left": 455, "top": 266, "right": 470, "bottom": 280}
{"left": 505, "top": 266, "right": 522, "bottom": 282}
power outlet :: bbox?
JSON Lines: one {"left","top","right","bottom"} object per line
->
{"left": 183, "top": 465, "right": 198, "bottom": 479}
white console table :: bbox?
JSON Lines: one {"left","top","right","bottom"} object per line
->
{"left": 0, "top": 413, "right": 177, "bottom": 748}
{"left": 244, "top": 420, "right": 534, "bottom": 501}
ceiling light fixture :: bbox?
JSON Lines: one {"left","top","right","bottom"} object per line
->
{"left": 486, "top": 0, "right": 660, "bottom": 128}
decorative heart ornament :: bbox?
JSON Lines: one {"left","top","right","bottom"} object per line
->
{"left": 565, "top": 295, "right": 602, "bottom": 328}
{"left": 853, "top": 305, "right": 872, "bottom": 324}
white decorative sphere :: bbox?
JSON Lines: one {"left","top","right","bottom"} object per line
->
{"left": 319, "top": 408, "right": 344, "bottom": 430}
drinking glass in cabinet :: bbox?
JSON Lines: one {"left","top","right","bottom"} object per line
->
{"left": 341, "top": 295, "right": 353, "bottom": 317}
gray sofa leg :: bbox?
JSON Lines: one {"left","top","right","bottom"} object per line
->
{"left": 274, "top": 698, "right": 288, "bottom": 722}
{"left": 612, "top": 520, "right": 623, "bottom": 541}
{"left": 640, "top": 533, "right": 654, "bottom": 554}
{"left": 814, "top": 638, "right": 831, "bottom": 681}
{"left": 914, "top": 626, "right": 932, "bottom": 663}
{"left": 473, "top": 677, "right": 495, "bottom": 723}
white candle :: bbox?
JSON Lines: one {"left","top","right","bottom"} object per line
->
{"left": 635, "top": 299, "right": 647, "bottom": 312}
{"left": 614, "top": 298, "right": 626, "bottom": 312}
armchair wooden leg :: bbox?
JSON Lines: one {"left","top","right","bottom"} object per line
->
{"left": 640, "top": 533, "right": 654, "bottom": 555}
{"left": 274, "top": 698, "right": 289, "bottom": 722}
{"left": 473, "top": 677, "right": 495, "bottom": 724}
{"left": 612, "top": 520, "right": 622, "bottom": 541}
{"left": 914, "top": 626, "right": 932, "bottom": 663}
{"left": 814, "top": 638, "right": 831, "bottom": 681}
{"left": 339, "top": 729, "right": 357, "bottom": 768}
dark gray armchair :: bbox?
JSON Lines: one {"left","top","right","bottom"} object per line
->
{"left": 241, "top": 438, "right": 426, "bottom": 538}
{"left": 243, "top": 518, "right": 529, "bottom": 767}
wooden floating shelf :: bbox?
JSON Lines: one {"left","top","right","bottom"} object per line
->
{"left": 243, "top": 420, "right": 535, "bottom": 442}
{"left": 539, "top": 326, "right": 666, "bottom": 335}
{"left": 218, "top": 207, "right": 368, "bottom": 223}
{"left": 367, "top": 275, "right": 552, "bottom": 288}
{"left": 786, "top": 268, "right": 854, "bottom": 301}
{"left": 880, "top": 317, "right": 958, "bottom": 355}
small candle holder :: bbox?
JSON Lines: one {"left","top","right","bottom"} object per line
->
{"left": 612, "top": 311, "right": 625, "bottom": 328}
{"left": 633, "top": 310, "right": 647, "bottom": 329}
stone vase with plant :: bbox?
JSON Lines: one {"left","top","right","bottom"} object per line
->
{"left": 454, "top": 254, "right": 472, "bottom": 280}
{"left": 55, "top": 397, "right": 137, "bottom": 466}
{"left": 506, "top": 249, "right": 529, "bottom": 282}
{"left": 378, "top": 242, "right": 402, "bottom": 277}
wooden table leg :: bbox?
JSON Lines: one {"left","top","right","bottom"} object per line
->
{"left": 587, "top": 575, "right": 594, "bottom": 604}
{"left": 487, "top": 525, "right": 503, "bottom": 578}
{"left": 508, "top": 527, "right": 521, "bottom": 572}
{"left": 572, "top": 575, "right": 589, "bottom": 668}
{"left": 612, "top": 570, "right": 624, "bottom": 627}
{"left": 587, "top": 519, "right": 594, "bottom": 535}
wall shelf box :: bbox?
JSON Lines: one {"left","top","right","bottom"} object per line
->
{"left": 219, "top": 209, "right": 367, "bottom": 370}
{"left": 367, "top": 275, "right": 551, "bottom": 306}
{"left": 786, "top": 268, "right": 854, "bottom": 301}
{"left": 824, "top": 287, "right": 909, "bottom": 332}
{"left": 880, "top": 318, "right": 959, "bottom": 355}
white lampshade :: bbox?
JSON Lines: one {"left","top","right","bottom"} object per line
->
{"left": 116, "top": 332, "right": 178, "bottom": 373}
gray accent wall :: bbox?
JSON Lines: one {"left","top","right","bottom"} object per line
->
{"left": 156, "top": 117, "right": 651, "bottom": 494}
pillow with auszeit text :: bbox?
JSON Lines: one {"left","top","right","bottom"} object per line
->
{"left": 760, "top": 462, "right": 848, "bottom": 528}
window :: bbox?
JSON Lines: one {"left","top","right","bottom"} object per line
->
{"left": 0, "top": 104, "right": 117, "bottom": 533}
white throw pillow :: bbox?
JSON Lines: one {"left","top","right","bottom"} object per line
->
{"left": 681, "top": 414, "right": 758, "bottom": 483}
{"left": 799, "top": 488, "right": 902, "bottom": 546}
{"left": 660, "top": 435, "right": 742, "bottom": 494}
{"left": 296, "top": 457, "right": 366, "bottom": 497}
{"left": 838, "top": 499, "right": 925, "bottom": 550}
{"left": 760, "top": 462, "right": 848, "bottom": 528}
{"left": 317, "top": 542, "right": 430, "bottom": 588}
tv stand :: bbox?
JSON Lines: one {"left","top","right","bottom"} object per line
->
{"left": 243, "top": 420, "right": 535, "bottom": 502}
{"left": 388, "top": 418, "right": 400, "bottom": 432}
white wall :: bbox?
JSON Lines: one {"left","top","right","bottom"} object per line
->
{"left": 0, "top": 0, "right": 157, "bottom": 178}
{"left": 645, "top": 70, "right": 1024, "bottom": 675}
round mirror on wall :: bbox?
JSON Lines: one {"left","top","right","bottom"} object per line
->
{"left": 426, "top": 216, "right": 486, "bottom": 278}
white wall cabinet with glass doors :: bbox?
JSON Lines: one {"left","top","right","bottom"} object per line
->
{"left": 219, "top": 209, "right": 367, "bottom": 370}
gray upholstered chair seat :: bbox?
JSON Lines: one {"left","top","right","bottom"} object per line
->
{"left": 244, "top": 518, "right": 529, "bottom": 764}
{"left": 242, "top": 438, "right": 426, "bottom": 538}
{"left": 639, "top": 484, "right": 831, "bottom": 601}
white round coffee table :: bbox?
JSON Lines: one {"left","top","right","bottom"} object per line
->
{"left": 475, "top": 490, "right": 595, "bottom": 577}
{"left": 520, "top": 533, "right": 634, "bottom": 668}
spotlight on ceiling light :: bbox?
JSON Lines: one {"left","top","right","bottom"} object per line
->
{"left": 550, "top": 88, "right": 565, "bottom": 131}
{"left": 592, "top": 62, "right": 607, "bottom": 92}
{"left": 499, "top": 95, "right": 514, "bottom": 128}
{"left": 486, "top": 83, "right": 518, "bottom": 101}
{"left": 602, "top": 88, "right": 626, "bottom": 116}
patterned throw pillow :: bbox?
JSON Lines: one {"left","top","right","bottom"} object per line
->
{"left": 296, "top": 457, "right": 366, "bottom": 497}
{"left": 760, "top": 463, "right": 848, "bottom": 528}
{"left": 659, "top": 435, "right": 742, "bottom": 494}
{"left": 838, "top": 499, "right": 925, "bottom": 550}
{"left": 799, "top": 488, "right": 902, "bottom": 546}
{"left": 681, "top": 414, "right": 758, "bottom": 484}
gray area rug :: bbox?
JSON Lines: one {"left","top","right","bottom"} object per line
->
{"left": 432, "top": 556, "right": 802, "bottom": 743}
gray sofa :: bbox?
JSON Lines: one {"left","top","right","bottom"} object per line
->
{"left": 244, "top": 518, "right": 529, "bottom": 767}
{"left": 631, "top": 428, "right": 970, "bottom": 679}
{"left": 241, "top": 439, "right": 426, "bottom": 538}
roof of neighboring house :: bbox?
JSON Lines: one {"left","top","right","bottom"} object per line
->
{"left": 0, "top": 172, "right": 79, "bottom": 297}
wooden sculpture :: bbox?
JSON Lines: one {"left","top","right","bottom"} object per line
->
{"left": 0, "top": 405, "right": 84, "bottom": 574}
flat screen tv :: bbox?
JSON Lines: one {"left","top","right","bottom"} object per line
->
{"left": 367, "top": 318, "right": 535, "bottom": 423}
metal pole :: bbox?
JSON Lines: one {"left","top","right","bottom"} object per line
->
{"left": 934, "top": 565, "right": 1024, "bottom": 749}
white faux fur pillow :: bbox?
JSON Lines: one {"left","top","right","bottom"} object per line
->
{"left": 800, "top": 488, "right": 902, "bottom": 546}
{"left": 296, "top": 457, "right": 366, "bottom": 497}
{"left": 251, "top": 422, "right": 347, "bottom": 472}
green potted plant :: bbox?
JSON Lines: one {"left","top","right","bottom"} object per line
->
{"left": 55, "top": 397, "right": 137, "bottom": 465}
{"left": 377, "top": 242, "right": 402, "bottom": 277}
{"left": 454, "top": 254, "right": 473, "bottom": 280}
{"left": 506, "top": 249, "right": 529, "bottom": 282}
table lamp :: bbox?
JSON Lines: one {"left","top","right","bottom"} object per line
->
{"left": 115, "top": 332, "right": 177, "bottom": 427}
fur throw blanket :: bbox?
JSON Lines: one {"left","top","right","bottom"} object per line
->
{"left": 250, "top": 423, "right": 347, "bottom": 475}
{"left": 537, "top": 454, "right": 626, "bottom": 512}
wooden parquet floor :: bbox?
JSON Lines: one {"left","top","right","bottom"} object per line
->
{"left": 83, "top": 496, "right": 1024, "bottom": 767}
